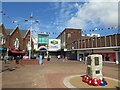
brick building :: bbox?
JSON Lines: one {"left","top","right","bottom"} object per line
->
{"left": 0, "top": 24, "right": 33, "bottom": 58}
{"left": 57, "top": 28, "right": 81, "bottom": 50}
{"left": 57, "top": 28, "right": 120, "bottom": 63}
{"left": 57, "top": 28, "right": 81, "bottom": 59}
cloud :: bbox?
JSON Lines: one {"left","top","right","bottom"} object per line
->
{"left": 67, "top": 1, "right": 118, "bottom": 30}
{"left": 53, "top": 2, "right": 80, "bottom": 32}
{"left": 88, "top": 0, "right": 120, "bottom": 2}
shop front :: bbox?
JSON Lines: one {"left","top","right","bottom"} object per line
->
{"left": 95, "top": 52, "right": 116, "bottom": 62}
{"left": 0, "top": 47, "right": 7, "bottom": 59}
{"left": 8, "top": 49, "right": 25, "bottom": 59}
{"left": 76, "top": 48, "right": 118, "bottom": 63}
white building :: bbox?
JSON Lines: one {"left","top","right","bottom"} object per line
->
{"left": 32, "top": 36, "right": 38, "bottom": 50}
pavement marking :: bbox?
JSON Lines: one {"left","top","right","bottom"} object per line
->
{"left": 104, "top": 77, "right": 120, "bottom": 82}
{"left": 63, "top": 74, "right": 120, "bottom": 88}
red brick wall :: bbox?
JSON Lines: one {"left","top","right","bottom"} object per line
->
{"left": 111, "top": 35, "right": 116, "bottom": 46}
{"left": 85, "top": 39, "right": 89, "bottom": 48}
{"left": 97, "top": 37, "right": 101, "bottom": 47}
{"left": 9, "top": 27, "right": 23, "bottom": 50}
{"left": 117, "top": 34, "right": 120, "bottom": 46}
{"left": 23, "top": 30, "right": 34, "bottom": 50}
{"left": 100, "top": 36, "right": 105, "bottom": 47}
{"left": 58, "top": 28, "right": 81, "bottom": 49}
{"left": 106, "top": 36, "right": 110, "bottom": 47}
{"left": 89, "top": 38, "right": 92, "bottom": 48}
{"left": 93, "top": 38, "right": 97, "bottom": 48}
{"left": 23, "top": 30, "right": 30, "bottom": 50}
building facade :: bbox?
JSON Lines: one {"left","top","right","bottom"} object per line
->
{"left": 57, "top": 28, "right": 81, "bottom": 50}
{"left": 0, "top": 24, "right": 33, "bottom": 58}
{"left": 57, "top": 28, "right": 81, "bottom": 59}
{"left": 57, "top": 28, "right": 120, "bottom": 63}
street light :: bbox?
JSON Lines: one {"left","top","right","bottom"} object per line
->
{"left": 25, "top": 14, "right": 39, "bottom": 60}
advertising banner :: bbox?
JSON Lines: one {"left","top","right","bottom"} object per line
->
{"left": 48, "top": 39, "right": 61, "bottom": 51}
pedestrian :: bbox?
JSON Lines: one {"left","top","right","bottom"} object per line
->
{"left": 63, "top": 54, "right": 68, "bottom": 62}
{"left": 63, "top": 55, "right": 65, "bottom": 62}
{"left": 57, "top": 55, "right": 60, "bottom": 60}
{"left": 47, "top": 54, "right": 50, "bottom": 61}
{"left": 4, "top": 55, "right": 9, "bottom": 64}
{"left": 84, "top": 57, "right": 87, "bottom": 64}
{"left": 16, "top": 56, "right": 20, "bottom": 64}
{"left": 65, "top": 56, "right": 68, "bottom": 62}
{"left": 39, "top": 54, "right": 43, "bottom": 64}
{"left": 79, "top": 57, "right": 82, "bottom": 62}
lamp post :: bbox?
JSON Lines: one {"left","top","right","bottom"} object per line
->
{"left": 25, "top": 14, "right": 39, "bottom": 60}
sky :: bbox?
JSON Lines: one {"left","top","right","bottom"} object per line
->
{"left": 1, "top": 0, "right": 120, "bottom": 38}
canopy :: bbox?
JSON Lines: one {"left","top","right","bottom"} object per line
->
{"left": 9, "top": 49, "right": 25, "bottom": 54}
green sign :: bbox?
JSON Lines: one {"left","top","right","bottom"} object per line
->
{"left": 38, "top": 34, "right": 49, "bottom": 44}
{"left": 51, "top": 40, "right": 58, "bottom": 45}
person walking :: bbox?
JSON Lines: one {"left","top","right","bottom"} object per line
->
{"left": 57, "top": 55, "right": 60, "bottom": 60}
{"left": 39, "top": 54, "right": 43, "bottom": 65}
{"left": 65, "top": 56, "right": 68, "bottom": 62}
{"left": 63, "top": 54, "right": 68, "bottom": 62}
{"left": 4, "top": 55, "right": 9, "bottom": 64}
{"left": 16, "top": 56, "right": 20, "bottom": 64}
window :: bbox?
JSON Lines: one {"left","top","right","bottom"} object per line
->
{"left": 14, "top": 38, "right": 19, "bottom": 49}
{"left": 1, "top": 37, "right": 6, "bottom": 45}
{"left": 95, "top": 57, "right": 99, "bottom": 65}
{"left": 67, "top": 33, "right": 71, "bottom": 38}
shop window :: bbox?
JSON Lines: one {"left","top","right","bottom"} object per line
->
{"left": 105, "top": 54, "right": 110, "bottom": 61}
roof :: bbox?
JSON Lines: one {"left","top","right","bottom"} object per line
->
{"left": 4, "top": 28, "right": 28, "bottom": 38}
{"left": 19, "top": 30, "right": 28, "bottom": 38}
{"left": 5, "top": 29, "right": 13, "bottom": 35}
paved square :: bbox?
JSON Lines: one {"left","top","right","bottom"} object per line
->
{"left": 1, "top": 58, "right": 119, "bottom": 88}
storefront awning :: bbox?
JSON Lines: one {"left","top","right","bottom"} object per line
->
{"left": 9, "top": 49, "right": 25, "bottom": 54}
